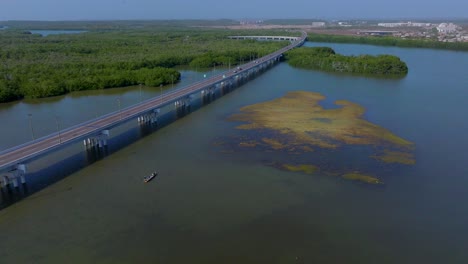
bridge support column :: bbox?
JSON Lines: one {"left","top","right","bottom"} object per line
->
{"left": 138, "top": 109, "right": 160, "bottom": 125}
{"left": 175, "top": 95, "right": 194, "bottom": 118}
{"left": 1, "top": 176, "right": 8, "bottom": 189}
{"left": 20, "top": 174, "right": 26, "bottom": 184}
{"left": 83, "top": 130, "right": 109, "bottom": 149}
{"left": 185, "top": 95, "right": 194, "bottom": 108}
{"left": 174, "top": 100, "right": 184, "bottom": 118}
{"left": 201, "top": 87, "right": 216, "bottom": 104}
{"left": 84, "top": 130, "right": 110, "bottom": 163}
{"left": 98, "top": 130, "right": 109, "bottom": 147}
{"left": 16, "top": 164, "right": 26, "bottom": 185}
{"left": 0, "top": 164, "right": 27, "bottom": 190}
{"left": 152, "top": 108, "right": 160, "bottom": 124}
{"left": 12, "top": 177, "right": 18, "bottom": 188}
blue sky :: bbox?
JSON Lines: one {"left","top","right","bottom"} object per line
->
{"left": 1, "top": 0, "right": 467, "bottom": 21}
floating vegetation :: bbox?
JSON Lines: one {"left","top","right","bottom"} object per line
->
{"left": 282, "top": 164, "right": 318, "bottom": 174}
{"left": 222, "top": 91, "right": 416, "bottom": 184}
{"left": 230, "top": 91, "right": 413, "bottom": 151}
{"left": 342, "top": 173, "right": 382, "bottom": 185}
{"left": 278, "top": 163, "right": 381, "bottom": 184}
{"left": 371, "top": 150, "right": 416, "bottom": 165}
{"left": 261, "top": 138, "right": 287, "bottom": 150}
{"left": 238, "top": 141, "right": 259, "bottom": 148}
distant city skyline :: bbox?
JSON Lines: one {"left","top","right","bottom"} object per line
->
{"left": 1, "top": 0, "right": 467, "bottom": 21}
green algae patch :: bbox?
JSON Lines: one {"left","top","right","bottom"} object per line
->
{"left": 261, "top": 138, "right": 288, "bottom": 150}
{"left": 230, "top": 91, "right": 414, "bottom": 150}
{"left": 372, "top": 150, "right": 416, "bottom": 165}
{"left": 224, "top": 91, "right": 416, "bottom": 184}
{"left": 239, "top": 141, "right": 259, "bottom": 148}
{"left": 298, "top": 146, "right": 314, "bottom": 152}
{"left": 342, "top": 173, "right": 383, "bottom": 184}
{"left": 279, "top": 163, "right": 381, "bottom": 185}
{"left": 282, "top": 164, "right": 318, "bottom": 175}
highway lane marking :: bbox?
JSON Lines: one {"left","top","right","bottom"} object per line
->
{"left": 0, "top": 34, "right": 306, "bottom": 168}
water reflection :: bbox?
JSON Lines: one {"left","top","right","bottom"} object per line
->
{"left": 0, "top": 181, "right": 29, "bottom": 205}
{"left": 1, "top": 42, "right": 468, "bottom": 263}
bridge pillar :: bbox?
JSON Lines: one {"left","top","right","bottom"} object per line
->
{"left": 1, "top": 175, "right": 8, "bottom": 189}
{"left": 0, "top": 164, "right": 27, "bottom": 190}
{"left": 83, "top": 130, "right": 110, "bottom": 149}
{"left": 187, "top": 95, "right": 194, "bottom": 106}
{"left": 98, "top": 130, "right": 109, "bottom": 147}
{"left": 175, "top": 95, "right": 194, "bottom": 118}
{"left": 12, "top": 177, "right": 18, "bottom": 188}
{"left": 152, "top": 108, "right": 160, "bottom": 124}
{"left": 138, "top": 113, "right": 153, "bottom": 124}
{"left": 224, "top": 80, "right": 232, "bottom": 92}
{"left": 20, "top": 174, "right": 26, "bottom": 184}
{"left": 202, "top": 87, "right": 216, "bottom": 104}
{"left": 16, "top": 164, "right": 27, "bottom": 184}
{"left": 201, "top": 89, "right": 207, "bottom": 104}
{"left": 138, "top": 109, "right": 159, "bottom": 125}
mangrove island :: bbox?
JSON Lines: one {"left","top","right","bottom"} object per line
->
{"left": 286, "top": 46, "right": 408, "bottom": 76}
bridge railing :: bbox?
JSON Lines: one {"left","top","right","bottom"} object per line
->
{"left": 0, "top": 32, "right": 307, "bottom": 160}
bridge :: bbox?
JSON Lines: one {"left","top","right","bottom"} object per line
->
{"left": 228, "top": 35, "right": 300, "bottom": 42}
{"left": 0, "top": 31, "right": 307, "bottom": 189}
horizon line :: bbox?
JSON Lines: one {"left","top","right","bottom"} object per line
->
{"left": 1, "top": 17, "right": 468, "bottom": 23}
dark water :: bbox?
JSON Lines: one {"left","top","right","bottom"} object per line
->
{"left": 0, "top": 68, "right": 220, "bottom": 150}
{"left": 1, "top": 43, "right": 468, "bottom": 263}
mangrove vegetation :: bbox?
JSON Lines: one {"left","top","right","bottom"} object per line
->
{"left": 0, "top": 27, "right": 290, "bottom": 103}
{"left": 307, "top": 33, "right": 468, "bottom": 51}
{"left": 286, "top": 46, "right": 408, "bottom": 76}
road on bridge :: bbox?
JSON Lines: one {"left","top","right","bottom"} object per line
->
{"left": 0, "top": 31, "right": 307, "bottom": 171}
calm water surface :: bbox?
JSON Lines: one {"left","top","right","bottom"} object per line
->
{"left": 0, "top": 42, "right": 467, "bottom": 263}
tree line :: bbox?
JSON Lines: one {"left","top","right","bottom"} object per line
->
{"left": 0, "top": 28, "right": 290, "bottom": 103}
{"left": 286, "top": 47, "right": 408, "bottom": 76}
{"left": 307, "top": 34, "right": 468, "bottom": 51}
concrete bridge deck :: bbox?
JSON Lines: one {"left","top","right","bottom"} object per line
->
{"left": 228, "top": 35, "right": 300, "bottom": 41}
{"left": 0, "top": 31, "right": 307, "bottom": 177}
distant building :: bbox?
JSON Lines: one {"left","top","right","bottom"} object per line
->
{"left": 378, "top": 22, "right": 432, "bottom": 28}
{"left": 408, "top": 22, "right": 432, "bottom": 27}
{"left": 378, "top": 22, "right": 408, "bottom": 27}
{"left": 358, "top": 30, "right": 398, "bottom": 36}
{"left": 239, "top": 20, "right": 264, "bottom": 25}
{"left": 437, "top": 23, "right": 460, "bottom": 34}
{"left": 311, "top": 22, "right": 326, "bottom": 27}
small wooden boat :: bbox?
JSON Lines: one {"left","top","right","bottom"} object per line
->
{"left": 143, "top": 172, "right": 158, "bottom": 183}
